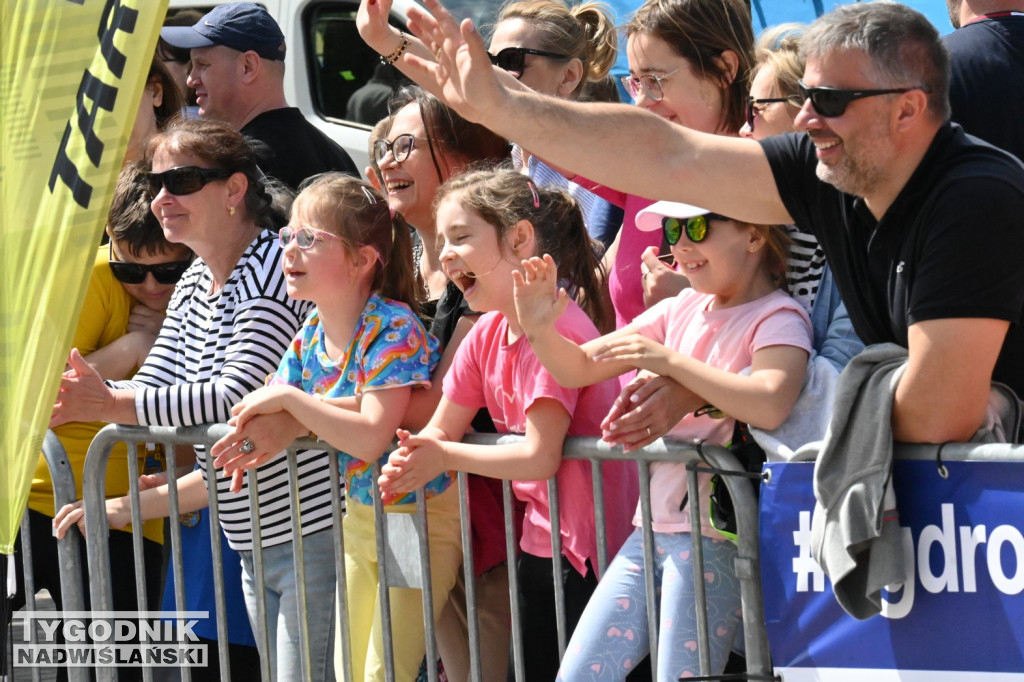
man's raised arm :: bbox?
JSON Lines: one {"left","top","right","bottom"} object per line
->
{"left": 402, "top": 0, "right": 793, "bottom": 226}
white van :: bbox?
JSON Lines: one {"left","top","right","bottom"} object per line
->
{"left": 166, "top": 1, "right": 507, "bottom": 175}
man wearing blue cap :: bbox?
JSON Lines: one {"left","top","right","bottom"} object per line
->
{"left": 162, "top": 2, "right": 357, "bottom": 189}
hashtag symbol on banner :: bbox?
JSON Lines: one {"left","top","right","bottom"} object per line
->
{"left": 792, "top": 510, "right": 825, "bottom": 592}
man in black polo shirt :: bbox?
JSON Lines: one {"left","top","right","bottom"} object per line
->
{"left": 400, "top": 0, "right": 1024, "bottom": 443}
{"left": 162, "top": 3, "right": 358, "bottom": 189}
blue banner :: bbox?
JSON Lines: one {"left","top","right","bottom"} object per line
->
{"left": 760, "top": 460, "right": 1024, "bottom": 680}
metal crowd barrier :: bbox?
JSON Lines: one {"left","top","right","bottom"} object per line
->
{"left": 62, "top": 423, "right": 771, "bottom": 682}
{"left": 11, "top": 431, "right": 89, "bottom": 682}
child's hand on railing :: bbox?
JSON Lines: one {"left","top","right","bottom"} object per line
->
{"left": 379, "top": 428, "right": 449, "bottom": 502}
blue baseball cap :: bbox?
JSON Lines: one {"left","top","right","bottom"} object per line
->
{"left": 161, "top": 3, "right": 286, "bottom": 61}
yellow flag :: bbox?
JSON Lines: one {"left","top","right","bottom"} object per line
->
{"left": 0, "top": 0, "right": 169, "bottom": 554}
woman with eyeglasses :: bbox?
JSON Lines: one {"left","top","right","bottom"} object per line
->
{"left": 739, "top": 24, "right": 863, "bottom": 371}
{"left": 52, "top": 118, "right": 310, "bottom": 680}
{"left": 370, "top": 86, "right": 517, "bottom": 682}
{"left": 357, "top": 0, "right": 624, "bottom": 255}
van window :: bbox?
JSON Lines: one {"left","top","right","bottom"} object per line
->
{"left": 304, "top": 4, "right": 385, "bottom": 123}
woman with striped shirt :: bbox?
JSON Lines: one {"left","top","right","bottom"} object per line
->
{"left": 52, "top": 118, "right": 324, "bottom": 679}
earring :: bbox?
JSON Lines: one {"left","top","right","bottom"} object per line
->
{"left": 748, "top": 245, "right": 756, "bottom": 252}
{"left": 228, "top": 206, "right": 236, "bottom": 216}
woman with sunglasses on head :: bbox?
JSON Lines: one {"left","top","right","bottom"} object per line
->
{"left": 53, "top": 117, "right": 309, "bottom": 680}
{"left": 739, "top": 24, "right": 863, "bottom": 372}
{"left": 13, "top": 164, "right": 191, "bottom": 682}
{"left": 488, "top": 0, "right": 625, "bottom": 251}
{"left": 513, "top": 203, "right": 811, "bottom": 682}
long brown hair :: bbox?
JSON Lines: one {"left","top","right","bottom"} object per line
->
{"left": 627, "top": 0, "right": 754, "bottom": 134}
{"left": 295, "top": 173, "right": 419, "bottom": 309}
{"left": 436, "top": 167, "right": 607, "bottom": 326}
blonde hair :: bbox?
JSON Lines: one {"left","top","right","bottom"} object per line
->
{"left": 751, "top": 23, "right": 805, "bottom": 100}
{"left": 494, "top": 0, "right": 618, "bottom": 99}
{"left": 294, "top": 173, "right": 419, "bottom": 309}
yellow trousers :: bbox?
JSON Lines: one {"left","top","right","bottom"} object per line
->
{"left": 335, "top": 485, "right": 463, "bottom": 681}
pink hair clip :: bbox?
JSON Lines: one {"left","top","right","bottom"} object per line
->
{"left": 527, "top": 181, "right": 540, "bottom": 209}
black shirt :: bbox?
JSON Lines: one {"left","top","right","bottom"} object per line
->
{"left": 944, "top": 15, "right": 1024, "bottom": 162}
{"left": 760, "top": 124, "right": 1024, "bottom": 394}
{"left": 242, "top": 107, "right": 359, "bottom": 190}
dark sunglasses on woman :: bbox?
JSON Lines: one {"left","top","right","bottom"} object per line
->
{"left": 662, "top": 213, "right": 730, "bottom": 245}
{"left": 488, "top": 46, "right": 569, "bottom": 78}
{"left": 108, "top": 242, "right": 193, "bottom": 285}
{"left": 146, "top": 166, "right": 233, "bottom": 197}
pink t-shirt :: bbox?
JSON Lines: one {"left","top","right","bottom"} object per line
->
{"left": 573, "top": 178, "right": 658, "bottom": 330}
{"left": 443, "top": 302, "right": 637, "bottom": 577}
{"left": 629, "top": 288, "right": 813, "bottom": 536}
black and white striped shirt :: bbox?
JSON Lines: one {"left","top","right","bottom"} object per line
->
{"left": 785, "top": 225, "right": 827, "bottom": 315}
{"left": 114, "top": 230, "right": 338, "bottom": 549}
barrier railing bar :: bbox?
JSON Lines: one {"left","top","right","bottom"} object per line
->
{"left": 81, "top": 426, "right": 121, "bottom": 682}
{"left": 39, "top": 432, "right": 89, "bottom": 682}
{"left": 416, "top": 491, "right": 439, "bottom": 682}
{"left": 122, "top": 437, "right": 153, "bottom": 682}
{"left": 329, "top": 449, "right": 354, "bottom": 682}
{"left": 685, "top": 463, "right": 712, "bottom": 677}
{"left": 371, "top": 463, "right": 398, "bottom": 682}
{"left": 637, "top": 459, "right": 659, "bottom": 682}
{"left": 203, "top": 435, "right": 233, "bottom": 682}
{"left": 17, "top": 509, "right": 41, "bottom": 682}
{"left": 502, "top": 478, "right": 525, "bottom": 682}
{"left": 247, "top": 466, "right": 271, "bottom": 682}
{"left": 590, "top": 458, "right": 609, "bottom": 578}
{"left": 163, "top": 439, "right": 192, "bottom": 682}
{"left": 287, "top": 444, "right": 314, "bottom": 682}
{"left": 547, "top": 477, "right": 569, "bottom": 659}
{"left": 456, "top": 472, "right": 484, "bottom": 682}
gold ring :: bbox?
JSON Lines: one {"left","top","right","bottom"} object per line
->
{"left": 646, "top": 426, "right": 652, "bottom": 438}
{"left": 435, "top": 47, "right": 443, "bottom": 60}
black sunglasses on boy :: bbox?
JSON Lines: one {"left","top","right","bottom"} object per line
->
{"left": 146, "top": 166, "right": 233, "bottom": 197}
{"left": 488, "top": 47, "right": 569, "bottom": 77}
{"left": 108, "top": 242, "right": 193, "bottom": 285}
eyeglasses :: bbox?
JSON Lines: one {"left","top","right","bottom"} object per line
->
{"left": 797, "top": 80, "right": 925, "bottom": 118}
{"left": 107, "top": 242, "right": 193, "bottom": 285}
{"left": 662, "top": 213, "right": 729, "bottom": 246}
{"left": 279, "top": 225, "right": 342, "bottom": 250}
{"left": 146, "top": 166, "right": 233, "bottom": 196}
{"left": 488, "top": 47, "right": 569, "bottom": 78}
{"left": 744, "top": 95, "right": 801, "bottom": 131}
{"left": 619, "top": 68, "right": 680, "bottom": 102}
{"left": 373, "top": 133, "right": 416, "bottom": 164}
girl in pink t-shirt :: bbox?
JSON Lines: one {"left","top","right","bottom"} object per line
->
{"left": 378, "top": 167, "right": 637, "bottom": 682}
{"left": 514, "top": 201, "right": 812, "bottom": 681}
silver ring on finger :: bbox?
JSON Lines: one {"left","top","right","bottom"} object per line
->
{"left": 239, "top": 438, "right": 256, "bottom": 455}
